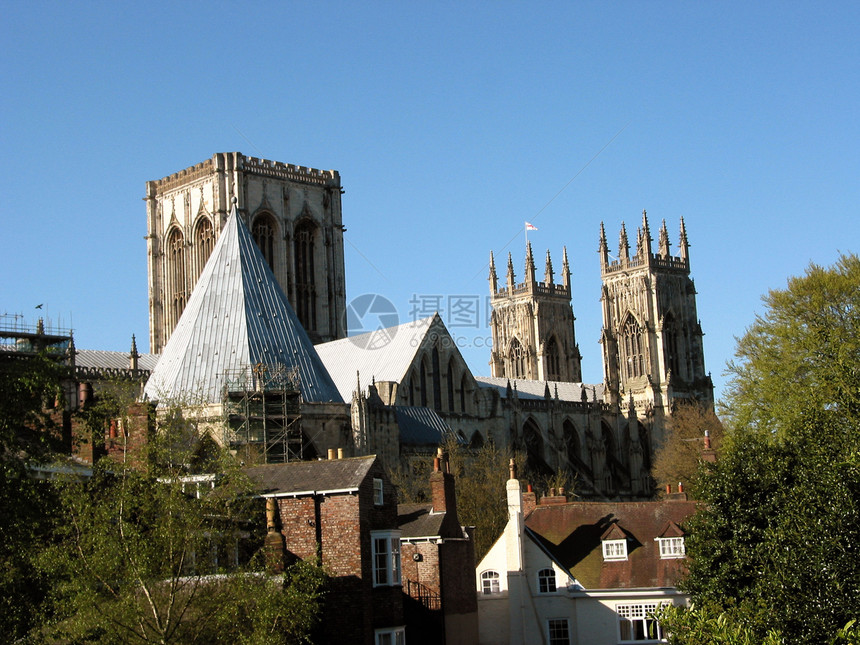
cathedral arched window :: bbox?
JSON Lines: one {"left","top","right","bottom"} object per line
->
{"left": 509, "top": 338, "right": 526, "bottom": 379}
{"left": 294, "top": 220, "right": 317, "bottom": 332}
{"left": 166, "top": 228, "right": 186, "bottom": 331}
{"left": 470, "top": 431, "right": 484, "bottom": 449}
{"left": 638, "top": 422, "right": 651, "bottom": 471}
{"left": 447, "top": 361, "right": 455, "bottom": 413}
{"left": 193, "top": 217, "right": 214, "bottom": 280}
{"left": 621, "top": 316, "right": 645, "bottom": 379}
{"left": 432, "top": 346, "right": 442, "bottom": 411}
{"left": 563, "top": 420, "right": 581, "bottom": 467}
{"left": 460, "top": 373, "right": 468, "bottom": 414}
{"left": 252, "top": 213, "right": 277, "bottom": 272}
{"left": 523, "top": 418, "right": 545, "bottom": 473}
{"left": 663, "top": 314, "right": 681, "bottom": 378}
{"left": 420, "top": 357, "right": 429, "bottom": 407}
{"left": 544, "top": 336, "right": 561, "bottom": 381}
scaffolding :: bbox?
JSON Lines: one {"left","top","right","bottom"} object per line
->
{"left": 221, "top": 363, "right": 304, "bottom": 464}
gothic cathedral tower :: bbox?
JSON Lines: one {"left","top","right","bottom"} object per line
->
{"left": 489, "top": 243, "right": 583, "bottom": 382}
{"left": 145, "top": 153, "right": 347, "bottom": 352}
{"left": 599, "top": 212, "right": 713, "bottom": 420}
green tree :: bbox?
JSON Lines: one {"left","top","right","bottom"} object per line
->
{"left": 0, "top": 352, "right": 67, "bottom": 639}
{"left": 651, "top": 401, "right": 724, "bottom": 495}
{"left": 657, "top": 604, "right": 784, "bottom": 645}
{"left": 723, "top": 252, "right": 860, "bottom": 437}
{"left": 681, "top": 254, "right": 860, "bottom": 645}
{"left": 391, "top": 437, "right": 525, "bottom": 561}
{"left": 39, "top": 425, "right": 326, "bottom": 644}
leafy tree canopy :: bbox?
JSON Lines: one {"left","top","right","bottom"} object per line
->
{"left": 679, "top": 254, "right": 860, "bottom": 645}
{"left": 723, "top": 252, "right": 860, "bottom": 438}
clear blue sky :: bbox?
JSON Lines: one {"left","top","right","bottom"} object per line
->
{"left": 2, "top": 2, "right": 857, "bottom": 402}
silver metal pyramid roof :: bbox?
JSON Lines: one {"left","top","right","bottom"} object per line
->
{"left": 144, "top": 205, "right": 342, "bottom": 404}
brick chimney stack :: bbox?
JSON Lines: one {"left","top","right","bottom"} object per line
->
{"left": 430, "top": 447, "right": 458, "bottom": 525}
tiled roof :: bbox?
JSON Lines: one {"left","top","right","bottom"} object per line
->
{"left": 244, "top": 455, "right": 377, "bottom": 496}
{"left": 395, "top": 406, "right": 453, "bottom": 446}
{"left": 398, "top": 503, "right": 446, "bottom": 539}
{"left": 315, "top": 314, "right": 441, "bottom": 401}
{"left": 474, "top": 376, "right": 605, "bottom": 403}
{"left": 76, "top": 349, "right": 160, "bottom": 372}
{"left": 525, "top": 499, "right": 698, "bottom": 589}
{"left": 144, "top": 206, "right": 342, "bottom": 405}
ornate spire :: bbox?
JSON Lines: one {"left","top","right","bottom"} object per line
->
{"left": 618, "top": 222, "right": 630, "bottom": 260}
{"left": 489, "top": 250, "right": 498, "bottom": 293}
{"left": 641, "top": 209, "right": 653, "bottom": 255}
{"left": 599, "top": 221, "right": 609, "bottom": 268}
{"left": 636, "top": 227, "right": 645, "bottom": 257}
{"left": 562, "top": 246, "right": 571, "bottom": 289}
{"left": 506, "top": 252, "right": 516, "bottom": 291}
{"left": 129, "top": 334, "right": 140, "bottom": 371}
{"left": 679, "top": 216, "right": 689, "bottom": 261}
{"left": 525, "top": 242, "right": 536, "bottom": 284}
{"left": 544, "top": 249, "right": 554, "bottom": 284}
{"left": 658, "top": 219, "right": 671, "bottom": 257}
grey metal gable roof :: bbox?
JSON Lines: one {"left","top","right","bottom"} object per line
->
{"left": 474, "top": 376, "right": 605, "bottom": 403}
{"left": 144, "top": 206, "right": 342, "bottom": 404}
{"left": 315, "top": 314, "right": 441, "bottom": 401}
{"left": 76, "top": 349, "right": 160, "bottom": 372}
{"left": 395, "top": 406, "right": 453, "bottom": 446}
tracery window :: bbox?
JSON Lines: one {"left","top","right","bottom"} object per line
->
{"left": 447, "top": 361, "right": 455, "bottom": 412}
{"left": 544, "top": 336, "right": 561, "bottom": 381}
{"left": 193, "top": 217, "right": 214, "bottom": 280}
{"left": 294, "top": 220, "right": 317, "bottom": 332}
{"left": 252, "top": 213, "right": 277, "bottom": 271}
{"left": 663, "top": 314, "right": 680, "bottom": 377}
{"left": 509, "top": 338, "right": 526, "bottom": 379}
{"left": 621, "top": 316, "right": 645, "bottom": 379}
{"left": 166, "top": 228, "right": 186, "bottom": 330}
{"left": 432, "top": 346, "right": 442, "bottom": 411}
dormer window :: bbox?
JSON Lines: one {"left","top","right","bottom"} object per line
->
{"left": 656, "top": 521, "right": 686, "bottom": 559}
{"left": 657, "top": 536, "right": 685, "bottom": 559}
{"left": 603, "top": 539, "right": 628, "bottom": 561}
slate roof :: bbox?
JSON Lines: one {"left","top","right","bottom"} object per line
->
{"left": 475, "top": 376, "right": 605, "bottom": 403}
{"left": 398, "top": 503, "right": 446, "bottom": 539}
{"left": 395, "top": 406, "right": 454, "bottom": 446}
{"left": 244, "top": 455, "right": 377, "bottom": 496}
{"left": 524, "top": 499, "right": 698, "bottom": 589}
{"left": 76, "top": 349, "right": 160, "bottom": 372}
{"left": 144, "top": 205, "right": 342, "bottom": 405}
{"left": 315, "top": 314, "right": 442, "bottom": 401}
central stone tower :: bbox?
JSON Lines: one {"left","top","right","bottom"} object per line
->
{"left": 145, "top": 153, "right": 347, "bottom": 352}
{"left": 488, "top": 243, "right": 583, "bottom": 382}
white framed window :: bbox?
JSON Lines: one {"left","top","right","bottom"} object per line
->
{"left": 481, "top": 570, "right": 500, "bottom": 594}
{"left": 547, "top": 618, "right": 571, "bottom": 645}
{"left": 373, "top": 478, "right": 384, "bottom": 506}
{"left": 603, "top": 539, "right": 628, "bottom": 561}
{"left": 371, "top": 531, "right": 401, "bottom": 587}
{"left": 617, "top": 602, "right": 666, "bottom": 642}
{"left": 657, "top": 536, "right": 685, "bottom": 559}
{"left": 538, "top": 568, "right": 557, "bottom": 593}
{"left": 375, "top": 626, "right": 405, "bottom": 645}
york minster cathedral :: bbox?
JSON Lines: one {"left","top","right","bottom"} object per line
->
{"left": 141, "top": 152, "right": 713, "bottom": 499}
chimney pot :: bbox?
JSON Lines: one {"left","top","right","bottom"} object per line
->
{"left": 666, "top": 484, "right": 671, "bottom": 495}
{"left": 678, "top": 482, "right": 684, "bottom": 493}
{"left": 327, "top": 448, "right": 335, "bottom": 460}
{"left": 337, "top": 448, "right": 344, "bottom": 459}
{"left": 527, "top": 484, "right": 533, "bottom": 493}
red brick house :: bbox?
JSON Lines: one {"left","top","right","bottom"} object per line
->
{"left": 398, "top": 450, "right": 478, "bottom": 645}
{"left": 246, "top": 454, "right": 405, "bottom": 645}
